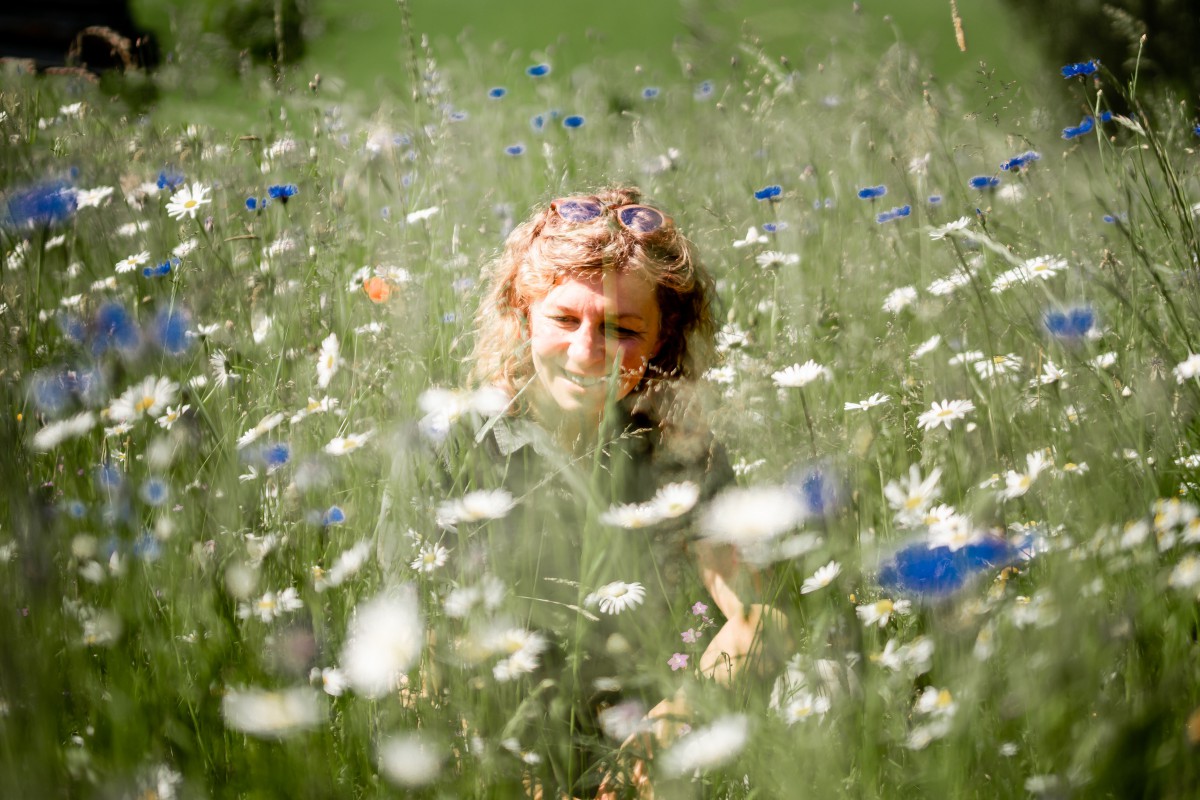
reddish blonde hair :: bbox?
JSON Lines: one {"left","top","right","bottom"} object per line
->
{"left": 469, "top": 187, "right": 717, "bottom": 405}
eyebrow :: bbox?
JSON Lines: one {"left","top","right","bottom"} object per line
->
{"left": 544, "top": 304, "right": 648, "bottom": 323}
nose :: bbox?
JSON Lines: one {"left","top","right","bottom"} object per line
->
{"left": 567, "top": 325, "right": 607, "bottom": 369}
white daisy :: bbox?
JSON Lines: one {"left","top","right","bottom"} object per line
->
{"left": 436, "top": 489, "right": 515, "bottom": 525}
{"left": 772, "top": 360, "right": 831, "bottom": 388}
{"left": 316, "top": 332, "right": 341, "bottom": 389}
{"left": 1174, "top": 353, "right": 1200, "bottom": 383}
{"left": 856, "top": 598, "right": 912, "bottom": 627}
{"left": 585, "top": 581, "right": 646, "bottom": 615}
{"left": 340, "top": 590, "right": 423, "bottom": 698}
{"left": 155, "top": 404, "right": 190, "bottom": 430}
{"left": 115, "top": 250, "right": 151, "bottom": 273}
{"left": 800, "top": 560, "right": 841, "bottom": 594}
{"left": 910, "top": 335, "right": 942, "bottom": 360}
{"left": 882, "top": 286, "right": 917, "bottom": 313}
{"left": 220, "top": 687, "right": 324, "bottom": 740}
{"left": 165, "top": 182, "right": 212, "bottom": 220}
{"left": 651, "top": 481, "right": 700, "bottom": 518}
{"left": 700, "top": 486, "right": 806, "bottom": 545}
{"left": 75, "top": 186, "right": 114, "bottom": 209}
{"left": 755, "top": 250, "right": 800, "bottom": 269}
{"left": 410, "top": 543, "right": 449, "bottom": 574}
{"left": 884, "top": 465, "right": 943, "bottom": 527}
{"left": 845, "top": 393, "right": 891, "bottom": 411}
{"left": 917, "top": 399, "right": 976, "bottom": 431}
{"left": 661, "top": 715, "right": 749, "bottom": 777}
{"left": 1022, "top": 254, "right": 1067, "bottom": 280}
{"left": 928, "top": 216, "right": 971, "bottom": 240}
{"left": 732, "top": 226, "right": 769, "bottom": 248}
{"left": 237, "top": 412, "right": 286, "bottom": 449}
{"left": 108, "top": 376, "right": 179, "bottom": 422}
{"left": 325, "top": 430, "right": 374, "bottom": 456}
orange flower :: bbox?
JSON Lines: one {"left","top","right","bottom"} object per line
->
{"left": 363, "top": 276, "right": 392, "bottom": 303}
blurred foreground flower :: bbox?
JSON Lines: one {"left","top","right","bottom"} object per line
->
{"left": 221, "top": 687, "right": 325, "bottom": 739}
{"left": 340, "top": 589, "right": 423, "bottom": 698}
{"left": 661, "top": 714, "right": 749, "bottom": 776}
{"left": 700, "top": 486, "right": 806, "bottom": 545}
{"left": 878, "top": 537, "right": 1020, "bottom": 597}
{"left": 378, "top": 733, "right": 441, "bottom": 788}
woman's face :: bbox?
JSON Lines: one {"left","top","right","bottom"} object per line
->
{"left": 526, "top": 271, "right": 662, "bottom": 418}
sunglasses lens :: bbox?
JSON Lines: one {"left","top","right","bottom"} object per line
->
{"left": 618, "top": 205, "right": 665, "bottom": 233}
{"left": 554, "top": 198, "right": 604, "bottom": 223}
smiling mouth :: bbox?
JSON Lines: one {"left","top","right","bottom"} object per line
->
{"left": 562, "top": 372, "right": 607, "bottom": 388}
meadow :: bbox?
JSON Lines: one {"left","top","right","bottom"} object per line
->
{"left": 3, "top": 6, "right": 1200, "bottom": 798}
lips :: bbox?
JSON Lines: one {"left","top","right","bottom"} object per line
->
{"left": 561, "top": 372, "right": 607, "bottom": 389}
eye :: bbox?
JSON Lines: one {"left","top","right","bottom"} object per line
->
{"left": 604, "top": 323, "right": 643, "bottom": 340}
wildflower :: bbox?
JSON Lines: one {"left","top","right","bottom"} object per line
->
{"left": 661, "top": 715, "right": 748, "bottom": 776}
{"left": 873, "top": 636, "right": 934, "bottom": 674}
{"left": 973, "top": 353, "right": 1023, "bottom": 380}
{"left": 157, "top": 169, "right": 185, "bottom": 190}
{"left": 210, "top": 350, "right": 239, "bottom": 387}
{"left": 928, "top": 512, "right": 983, "bottom": 551}
{"left": 525, "top": 63, "right": 551, "bottom": 77}
{"left": 700, "top": 486, "right": 806, "bottom": 545}
{"left": 290, "top": 395, "right": 339, "bottom": 424}
{"left": 753, "top": 184, "right": 783, "bottom": 201}
{"left": 928, "top": 217, "right": 971, "bottom": 240}
{"left": 325, "top": 430, "right": 374, "bottom": 456}
{"left": 1000, "top": 150, "right": 1041, "bottom": 171}
{"left": 237, "top": 587, "right": 304, "bottom": 622}
{"left": 1168, "top": 555, "right": 1200, "bottom": 590}
{"left": 142, "top": 258, "right": 176, "bottom": 278}
{"left": 312, "top": 667, "right": 348, "bottom": 697}
{"left": 780, "top": 692, "right": 831, "bottom": 724}
{"left": 1001, "top": 450, "right": 1052, "bottom": 500}
{"left": 857, "top": 185, "right": 886, "bottom": 200}
{"left": 363, "top": 276, "right": 392, "bottom": 303}
{"left": 668, "top": 652, "right": 689, "bottom": 671}
{"left": 378, "top": 733, "right": 441, "bottom": 788}
{"left": 562, "top": 115, "right": 585, "bottom": 128}
{"left": 109, "top": 376, "right": 179, "bottom": 422}
{"left": 856, "top": 598, "right": 912, "bottom": 627}
{"left": 31, "top": 411, "right": 96, "bottom": 451}
{"left": 755, "top": 250, "right": 799, "bottom": 268}
{"left": 968, "top": 175, "right": 1000, "bottom": 190}
{"left": 585, "top": 581, "right": 647, "bottom": 615}
{"left": 876, "top": 205, "right": 911, "bottom": 223}
{"left": 4, "top": 180, "right": 77, "bottom": 228}
{"left": 173, "top": 239, "right": 199, "bottom": 258}
{"left": 1062, "top": 116, "right": 1095, "bottom": 139}
{"left": 237, "top": 412, "right": 285, "bottom": 449}
{"left": 911, "top": 335, "right": 943, "bottom": 359}
{"left": 800, "top": 560, "right": 841, "bottom": 594}
{"left": 883, "top": 286, "right": 917, "bottom": 313}
{"left": 733, "top": 227, "right": 768, "bottom": 248}
{"left": 220, "top": 687, "right": 324, "bottom": 739}
{"left": 915, "top": 686, "right": 957, "bottom": 718}
{"left": 681, "top": 629, "right": 699, "bottom": 643}
{"left": 1174, "top": 353, "right": 1200, "bottom": 383}
{"left": 316, "top": 333, "right": 341, "bottom": 389}
{"left": 341, "top": 590, "right": 423, "bottom": 698}
{"left": 1061, "top": 59, "right": 1099, "bottom": 78}
{"left": 651, "top": 481, "right": 700, "bottom": 518}
{"left": 113, "top": 252, "right": 151, "bottom": 276}
{"left": 316, "top": 542, "right": 372, "bottom": 591}
{"left": 917, "top": 399, "right": 976, "bottom": 431}
{"left": 155, "top": 404, "right": 189, "bottom": 429}
{"left": 75, "top": 186, "right": 114, "bottom": 208}
{"left": 772, "top": 360, "right": 831, "bottom": 388}
{"left": 321, "top": 505, "right": 345, "bottom": 525}
{"left": 504, "top": 144, "right": 525, "bottom": 156}
{"left": 410, "top": 543, "right": 449, "bottom": 574}
{"left": 845, "top": 393, "right": 890, "bottom": 411}
{"left": 884, "top": 465, "right": 943, "bottom": 527}
{"left": 1044, "top": 306, "right": 1095, "bottom": 340}
{"left": 694, "top": 80, "right": 715, "bottom": 100}
{"left": 267, "top": 184, "right": 298, "bottom": 204}
{"left": 404, "top": 206, "right": 439, "bottom": 224}
{"left": 1025, "top": 255, "right": 1068, "bottom": 280}
{"left": 489, "top": 628, "right": 548, "bottom": 681}
{"left": 437, "top": 489, "right": 515, "bottom": 525}
{"left": 165, "top": 183, "right": 211, "bottom": 220}
{"left": 487, "top": 86, "right": 507, "bottom": 99}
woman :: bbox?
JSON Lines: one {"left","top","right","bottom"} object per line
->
{"left": 451, "top": 187, "right": 783, "bottom": 796}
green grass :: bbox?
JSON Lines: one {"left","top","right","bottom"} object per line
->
{"left": 3, "top": 7, "right": 1200, "bottom": 798}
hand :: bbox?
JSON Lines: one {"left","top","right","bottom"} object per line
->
{"left": 699, "top": 603, "right": 791, "bottom": 685}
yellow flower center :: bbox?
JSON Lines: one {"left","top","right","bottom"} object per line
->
{"left": 184, "top": 199, "right": 198, "bottom": 209}
{"left": 135, "top": 395, "right": 156, "bottom": 413}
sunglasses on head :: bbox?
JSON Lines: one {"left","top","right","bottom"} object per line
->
{"left": 549, "top": 196, "right": 671, "bottom": 234}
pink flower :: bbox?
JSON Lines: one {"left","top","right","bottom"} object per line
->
{"left": 668, "top": 653, "right": 689, "bottom": 671}
{"left": 691, "top": 601, "right": 708, "bottom": 615}
{"left": 681, "top": 628, "right": 698, "bottom": 644}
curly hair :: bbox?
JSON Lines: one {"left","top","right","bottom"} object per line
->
{"left": 469, "top": 186, "right": 717, "bottom": 407}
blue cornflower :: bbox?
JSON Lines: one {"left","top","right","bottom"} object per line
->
{"left": 1099, "top": 110, "right": 1112, "bottom": 123}
{"left": 562, "top": 115, "right": 585, "bottom": 128}
{"left": 31, "top": 370, "right": 71, "bottom": 415}
{"left": 813, "top": 197, "right": 834, "bottom": 210}
{"left": 64, "top": 499, "right": 88, "bottom": 519}
{"left": 153, "top": 306, "right": 192, "bottom": 356}
{"left": 448, "top": 110, "right": 469, "bottom": 122}
{"left": 753, "top": 185, "right": 782, "bottom": 201}
{"left": 245, "top": 197, "right": 262, "bottom": 211}
{"left": 857, "top": 185, "right": 887, "bottom": 200}
{"left": 1044, "top": 305, "right": 1096, "bottom": 340}
{"left": 380, "top": 206, "right": 391, "bottom": 221}
{"left": 93, "top": 302, "right": 141, "bottom": 355}
{"left": 504, "top": 144, "right": 526, "bottom": 156}
{"left": 1000, "top": 150, "right": 1041, "bottom": 171}
{"left": 928, "top": 195, "right": 943, "bottom": 205}
{"left": 262, "top": 443, "right": 291, "bottom": 470}
{"left": 142, "top": 258, "right": 177, "bottom": 278}
{"left": 95, "top": 462, "right": 124, "bottom": 491}
{"left": 762, "top": 222, "right": 787, "bottom": 233}
{"left": 530, "top": 114, "right": 546, "bottom": 132}
{"left": 4, "top": 180, "right": 77, "bottom": 229}
{"left": 267, "top": 184, "right": 298, "bottom": 204}
{"left": 487, "top": 87, "right": 507, "bottom": 99}
{"left": 526, "top": 63, "right": 551, "bottom": 77}
{"left": 58, "top": 312, "right": 87, "bottom": 344}
{"left": 156, "top": 169, "right": 185, "bottom": 190}
{"left": 789, "top": 463, "right": 844, "bottom": 517}
{"left": 133, "top": 533, "right": 162, "bottom": 562}
{"left": 694, "top": 80, "right": 715, "bottom": 101}
{"left": 322, "top": 505, "right": 346, "bottom": 526}
{"left": 442, "top": 312, "right": 457, "bottom": 323}
{"left": 140, "top": 477, "right": 170, "bottom": 507}
{"left": 876, "top": 205, "right": 912, "bottom": 224}
{"left": 1061, "top": 59, "right": 1099, "bottom": 78}
{"left": 969, "top": 175, "right": 1000, "bottom": 190}
{"left": 1062, "top": 116, "right": 1095, "bottom": 139}
{"left": 1103, "top": 212, "right": 1128, "bottom": 224}
{"left": 878, "top": 536, "right": 1020, "bottom": 597}
{"left": 642, "top": 87, "right": 660, "bottom": 100}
